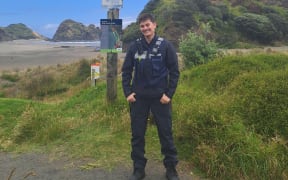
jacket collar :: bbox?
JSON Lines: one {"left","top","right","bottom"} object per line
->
{"left": 141, "top": 34, "right": 158, "bottom": 48}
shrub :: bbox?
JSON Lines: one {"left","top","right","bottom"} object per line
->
{"left": 235, "top": 13, "right": 278, "bottom": 43}
{"left": 179, "top": 30, "right": 219, "bottom": 67}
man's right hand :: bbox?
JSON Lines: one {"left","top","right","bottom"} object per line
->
{"left": 126, "top": 93, "right": 136, "bottom": 103}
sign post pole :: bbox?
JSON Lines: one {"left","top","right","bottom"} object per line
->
{"left": 101, "top": 0, "right": 123, "bottom": 103}
{"left": 106, "top": 8, "right": 119, "bottom": 103}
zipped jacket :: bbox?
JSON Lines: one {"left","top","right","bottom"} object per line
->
{"left": 122, "top": 35, "right": 180, "bottom": 99}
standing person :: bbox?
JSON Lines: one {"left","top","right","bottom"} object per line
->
{"left": 108, "top": 25, "right": 121, "bottom": 49}
{"left": 121, "top": 13, "right": 180, "bottom": 180}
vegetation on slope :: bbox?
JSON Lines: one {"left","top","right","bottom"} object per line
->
{"left": 52, "top": 19, "right": 101, "bottom": 41}
{"left": 123, "top": 0, "right": 288, "bottom": 48}
{"left": 0, "top": 52, "right": 288, "bottom": 179}
{"left": 0, "top": 23, "right": 43, "bottom": 41}
{"left": 174, "top": 53, "right": 288, "bottom": 179}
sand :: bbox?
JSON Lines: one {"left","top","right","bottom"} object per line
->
{"left": 2, "top": 40, "right": 287, "bottom": 73}
{"left": 0, "top": 40, "right": 101, "bottom": 72}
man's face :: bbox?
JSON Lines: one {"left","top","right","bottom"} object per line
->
{"left": 139, "top": 19, "right": 156, "bottom": 38}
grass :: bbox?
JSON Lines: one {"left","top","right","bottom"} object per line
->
{"left": 0, "top": 82, "right": 162, "bottom": 169}
{"left": 173, "top": 53, "right": 288, "bottom": 179}
{"left": 0, "top": 98, "right": 31, "bottom": 149}
{"left": 0, "top": 52, "right": 287, "bottom": 179}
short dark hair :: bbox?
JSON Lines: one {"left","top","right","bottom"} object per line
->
{"left": 137, "top": 13, "right": 156, "bottom": 24}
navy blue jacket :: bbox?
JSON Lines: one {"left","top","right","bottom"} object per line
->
{"left": 122, "top": 35, "right": 179, "bottom": 99}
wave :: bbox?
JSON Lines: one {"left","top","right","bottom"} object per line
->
{"left": 11, "top": 39, "right": 100, "bottom": 47}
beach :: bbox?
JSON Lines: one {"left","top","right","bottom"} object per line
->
{"left": 0, "top": 40, "right": 101, "bottom": 71}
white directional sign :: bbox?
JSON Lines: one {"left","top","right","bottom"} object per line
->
{"left": 102, "top": 0, "right": 123, "bottom": 9}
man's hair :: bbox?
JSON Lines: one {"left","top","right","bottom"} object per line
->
{"left": 137, "top": 13, "right": 156, "bottom": 24}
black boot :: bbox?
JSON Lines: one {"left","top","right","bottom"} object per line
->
{"left": 166, "top": 166, "right": 179, "bottom": 180}
{"left": 130, "top": 168, "right": 145, "bottom": 180}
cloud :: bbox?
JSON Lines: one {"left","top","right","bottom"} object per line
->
{"left": 122, "top": 16, "right": 137, "bottom": 28}
{"left": 44, "top": 23, "right": 59, "bottom": 30}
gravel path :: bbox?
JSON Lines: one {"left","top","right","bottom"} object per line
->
{"left": 0, "top": 152, "right": 196, "bottom": 180}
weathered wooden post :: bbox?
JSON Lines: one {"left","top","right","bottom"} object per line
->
{"left": 101, "top": 0, "right": 123, "bottom": 103}
{"left": 106, "top": 8, "right": 119, "bottom": 103}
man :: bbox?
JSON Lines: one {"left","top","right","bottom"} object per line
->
{"left": 121, "top": 13, "right": 180, "bottom": 180}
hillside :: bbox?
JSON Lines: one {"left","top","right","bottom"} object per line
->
{"left": 2, "top": 0, "right": 288, "bottom": 46}
{"left": 0, "top": 20, "right": 101, "bottom": 42}
{"left": 0, "top": 52, "right": 287, "bottom": 179}
{"left": 52, "top": 19, "right": 101, "bottom": 41}
{"left": 122, "top": 0, "right": 288, "bottom": 48}
{"left": 0, "top": 23, "right": 45, "bottom": 41}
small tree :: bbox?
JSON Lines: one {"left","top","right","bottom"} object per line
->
{"left": 179, "top": 29, "right": 219, "bottom": 67}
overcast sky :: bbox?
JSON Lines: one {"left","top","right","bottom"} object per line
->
{"left": 0, "top": 0, "right": 150, "bottom": 38}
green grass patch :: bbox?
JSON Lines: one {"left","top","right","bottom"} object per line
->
{"left": 0, "top": 98, "right": 30, "bottom": 150}
{"left": 1, "top": 82, "right": 163, "bottom": 168}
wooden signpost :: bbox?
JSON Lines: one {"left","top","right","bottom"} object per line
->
{"left": 101, "top": 0, "right": 123, "bottom": 103}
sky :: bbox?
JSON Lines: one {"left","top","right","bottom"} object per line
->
{"left": 0, "top": 0, "right": 150, "bottom": 38}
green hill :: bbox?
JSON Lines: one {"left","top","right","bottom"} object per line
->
{"left": 123, "top": 0, "right": 288, "bottom": 49}
{"left": 0, "top": 53, "right": 287, "bottom": 179}
{"left": 0, "top": 23, "right": 45, "bottom": 41}
{"left": 52, "top": 19, "right": 101, "bottom": 41}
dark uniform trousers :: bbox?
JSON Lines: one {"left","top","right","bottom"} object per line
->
{"left": 130, "top": 96, "right": 178, "bottom": 169}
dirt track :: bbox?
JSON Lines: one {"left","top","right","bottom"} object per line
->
{"left": 0, "top": 152, "right": 196, "bottom": 180}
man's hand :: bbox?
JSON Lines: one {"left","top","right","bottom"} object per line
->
{"left": 127, "top": 93, "right": 136, "bottom": 103}
{"left": 160, "top": 94, "right": 170, "bottom": 104}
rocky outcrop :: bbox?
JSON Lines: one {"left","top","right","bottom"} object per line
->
{"left": 0, "top": 23, "right": 42, "bottom": 41}
{"left": 52, "top": 19, "right": 101, "bottom": 41}
{"left": 0, "top": 28, "right": 9, "bottom": 41}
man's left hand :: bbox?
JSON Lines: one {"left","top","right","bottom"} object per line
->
{"left": 160, "top": 94, "right": 171, "bottom": 104}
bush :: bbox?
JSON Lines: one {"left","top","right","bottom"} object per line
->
{"left": 266, "top": 13, "right": 288, "bottom": 39}
{"left": 179, "top": 30, "right": 219, "bottom": 67}
{"left": 235, "top": 13, "right": 278, "bottom": 43}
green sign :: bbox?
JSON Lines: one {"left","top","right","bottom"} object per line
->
{"left": 100, "top": 19, "right": 122, "bottom": 53}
